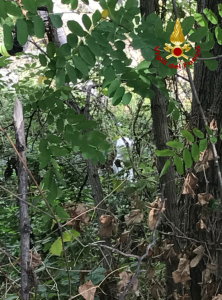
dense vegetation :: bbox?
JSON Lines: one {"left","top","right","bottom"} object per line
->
{"left": 0, "top": 0, "right": 222, "bottom": 299}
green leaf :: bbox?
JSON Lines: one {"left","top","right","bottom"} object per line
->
{"left": 141, "top": 47, "right": 155, "bottom": 61}
{"left": 33, "top": 16, "right": 45, "bottom": 38}
{"left": 206, "top": 125, "right": 213, "bottom": 136}
{"left": 79, "top": 45, "right": 95, "bottom": 66}
{"left": 92, "top": 10, "right": 102, "bottom": 26}
{"left": 166, "top": 140, "right": 184, "bottom": 150}
{"left": 183, "top": 149, "right": 192, "bottom": 169}
{"left": 191, "top": 143, "right": 200, "bottom": 162}
{"left": 68, "top": 20, "right": 86, "bottom": 37}
{"left": 210, "top": 136, "right": 217, "bottom": 144}
{"left": 199, "top": 139, "right": 207, "bottom": 152}
{"left": 39, "top": 150, "right": 51, "bottom": 169}
{"left": 39, "top": 139, "right": 48, "bottom": 152}
{"left": 193, "top": 128, "right": 204, "bottom": 139}
{"left": 194, "top": 13, "right": 208, "bottom": 27}
{"left": 47, "top": 42, "right": 56, "bottom": 58}
{"left": 122, "top": 92, "right": 132, "bottom": 105}
{"left": 56, "top": 206, "right": 70, "bottom": 220}
{"left": 189, "top": 27, "right": 208, "bottom": 42}
{"left": 112, "top": 87, "right": 125, "bottom": 106}
{"left": 82, "top": 14, "right": 91, "bottom": 30}
{"left": 56, "top": 56, "right": 66, "bottom": 68}
{"left": 181, "top": 16, "right": 195, "bottom": 35}
{"left": 47, "top": 134, "right": 62, "bottom": 144}
{"left": 181, "top": 130, "right": 194, "bottom": 142}
{"left": 50, "top": 146, "right": 69, "bottom": 157}
{"left": 82, "top": 0, "right": 89, "bottom": 4}
{"left": 56, "top": 119, "right": 64, "bottom": 133}
{"left": 160, "top": 159, "right": 171, "bottom": 178}
{"left": 47, "top": 114, "right": 54, "bottom": 125}
{"left": 174, "top": 155, "right": 184, "bottom": 175}
{"left": 21, "top": 0, "right": 37, "bottom": 13}
{"left": 3, "top": 25, "right": 13, "bottom": 50}
{"left": 155, "top": 149, "right": 175, "bottom": 157}
{"left": 172, "top": 107, "right": 180, "bottom": 121}
{"left": 5, "top": 1, "right": 22, "bottom": 17}
{"left": 50, "top": 14, "right": 63, "bottom": 28}
{"left": 67, "top": 33, "right": 78, "bottom": 48}
{"left": 66, "top": 63, "right": 77, "bottom": 84}
{"left": 219, "top": 4, "right": 222, "bottom": 18}
{"left": 76, "top": 120, "right": 97, "bottom": 130}
{"left": 87, "top": 267, "right": 105, "bottom": 285}
{"left": 17, "top": 19, "right": 28, "bottom": 45}
{"left": 72, "top": 55, "right": 89, "bottom": 76}
{"left": 39, "top": 54, "right": 47, "bottom": 66}
{"left": 50, "top": 238, "right": 62, "bottom": 256}
{"left": 215, "top": 26, "right": 222, "bottom": 45}
{"left": 56, "top": 69, "right": 65, "bottom": 89}
{"left": 71, "top": 0, "right": 78, "bottom": 9}
{"left": 86, "top": 37, "right": 103, "bottom": 57}
{"left": 203, "top": 51, "right": 218, "bottom": 71}
{"left": 57, "top": 43, "right": 71, "bottom": 56}
{"left": 167, "top": 101, "right": 175, "bottom": 114}
{"left": 63, "top": 229, "right": 80, "bottom": 241}
{"left": 203, "top": 8, "right": 218, "bottom": 24}
{"left": 0, "top": 0, "right": 6, "bottom": 18}
{"left": 108, "top": 79, "right": 121, "bottom": 97}
{"left": 200, "top": 39, "right": 215, "bottom": 51}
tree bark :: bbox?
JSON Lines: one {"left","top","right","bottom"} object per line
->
{"left": 14, "top": 98, "right": 31, "bottom": 300}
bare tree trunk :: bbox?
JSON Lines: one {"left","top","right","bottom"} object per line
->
{"left": 14, "top": 98, "right": 31, "bottom": 300}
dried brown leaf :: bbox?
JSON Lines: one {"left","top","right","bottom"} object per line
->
{"left": 151, "top": 282, "right": 165, "bottom": 299}
{"left": 30, "top": 251, "right": 42, "bottom": 269}
{"left": 146, "top": 265, "right": 156, "bottom": 280}
{"left": 116, "top": 231, "right": 130, "bottom": 247}
{"left": 197, "top": 193, "right": 214, "bottom": 206}
{"left": 196, "top": 219, "right": 207, "bottom": 230}
{"left": 182, "top": 173, "right": 198, "bottom": 198}
{"left": 79, "top": 281, "right": 96, "bottom": 300}
{"left": 210, "top": 119, "right": 218, "bottom": 131}
{"left": 194, "top": 145, "right": 215, "bottom": 173}
{"left": 148, "top": 197, "right": 165, "bottom": 230}
{"left": 172, "top": 257, "right": 191, "bottom": 285}
{"left": 212, "top": 295, "right": 222, "bottom": 300}
{"left": 99, "top": 215, "right": 117, "bottom": 238}
{"left": 65, "top": 203, "right": 90, "bottom": 230}
{"left": 125, "top": 209, "right": 144, "bottom": 226}
{"left": 193, "top": 245, "right": 204, "bottom": 255}
{"left": 190, "top": 255, "right": 203, "bottom": 268}
{"left": 118, "top": 271, "right": 139, "bottom": 295}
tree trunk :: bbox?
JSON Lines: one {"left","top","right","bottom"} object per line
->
{"left": 139, "top": 2, "right": 180, "bottom": 297}
{"left": 189, "top": 1, "right": 222, "bottom": 299}
{"left": 14, "top": 98, "right": 31, "bottom": 300}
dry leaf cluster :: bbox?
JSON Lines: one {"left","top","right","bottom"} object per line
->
{"left": 172, "top": 256, "right": 191, "bottom": 285}
{"left": 99, "top": 215, "right": 117, "bottom": 238}
{"left": 148, "top": 197, "right": 165, "bottom": 230}
{"left": 183, "top": 173, "right": 198, "bottom": 198}
{"left": 124, "top": 209, "right": 144, "bottom": 225}
{"left": 117, "top": 271, "right": 139, "bottom": 296}
{"left": 79, "top": 281, "right": 96, "bottom": 300}
{"left": 65, "top": 203, "right": 90, "bottom": 231}
{"left": 197, "top": 193, "right": 214, "bottom": 206}
{"left": 194, "top": 146, "right": 214, "bottom": 173}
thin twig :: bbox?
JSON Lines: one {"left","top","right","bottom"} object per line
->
{"left": 0, "top": 267, "right": 22, "bottom": 300}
